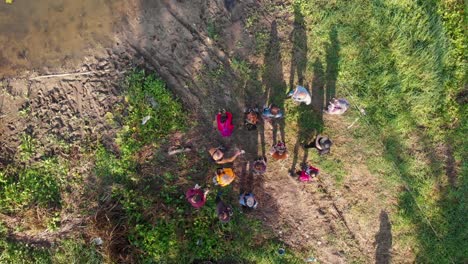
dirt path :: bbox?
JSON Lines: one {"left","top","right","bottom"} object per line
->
{"left": 223, "top": 108, "right": 400, "bottom": 263}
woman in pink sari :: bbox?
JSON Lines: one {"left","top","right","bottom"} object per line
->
{"left": 217, "top": 109, "right": 234, "bottom": 137}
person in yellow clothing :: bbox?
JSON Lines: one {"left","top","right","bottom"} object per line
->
{"left": 213, "top": 168, "right": 236, "bottom": 187}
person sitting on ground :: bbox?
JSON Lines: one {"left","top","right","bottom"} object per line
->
{"left": 252, "top": 156, "right": 267, "bottom": 175}
{"left": 270, "top": 141, "right": 288, "bottom": 160}
{"left": 208, "top": 146, "right": 244, "bottom": 164}
{"left": 213, "top": 167, "right": 236, "bottom": 187}
{"left": 262, "top": 104, "right": 284, "bottom": 123}
{"left": 304, "top": 135, "right": 332, "bottom": 155}
{"left": 216, "top": 109, "right": 235, "bottom": 137}
{"left": 287, "top": 85, "right": 312, "bottom": 105}
{"left": 296, "top": 164, "right": 320, "bottom": 182}
{"left": 244, "top": 107, "right": 260, "bottom": 131}
{"left": 185, "top": 184, "right": 209, "bottom": 209}
{"left": 216, "top": 194, "right": 233, "bottom": 223}
{"left": 239, "top": 192, "right": 258, "bottom": 209}
{"left": 324, "top": 98, "right": 349, "bottom": 115}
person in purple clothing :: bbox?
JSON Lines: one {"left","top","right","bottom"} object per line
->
{"left": 324, "top": 98, "right": 349, "bottom": 115}
{"left": 216, "top": 194, "right": 233, "bottom": 223}
{"left": 186, "top": 184, "right": 209, "bottom": 208}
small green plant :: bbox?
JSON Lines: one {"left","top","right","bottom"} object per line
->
{"left": 18, "top": 106, "right": 30, "bottom": 118}
{"left": 46, "top": 212, "right": 61, "bottom": 231}
{"left": 0, "top": 240, "right": 51, "bottom": 263}
{"left": 18, "top": 133, "right": 36, "bottom": 161}
{"left": 255, "top": 30, "right": 270, "bottom": 54}
{"left": 207, "top": 19, "right": 220, "bottom": 41}
{"left": 232, "top": 58, "right": 252, "bottom": 79}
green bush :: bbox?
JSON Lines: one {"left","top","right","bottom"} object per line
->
{"left": 121, "top": 70, "right": 186, "bottom": 148}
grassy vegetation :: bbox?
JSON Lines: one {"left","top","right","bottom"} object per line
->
{"left": 292, "top": 0, "right": 467, "bottom": 262}
{"left": 1, "top": 1, "right": 465, "bottom": 262}
{"left": 0, "top": 159, "right": 65, "bottom": 212}
{"left": 0, "top": 220, "right": 102, "bottom": 264}
{"left": 94, "top": 71, "right": 305, "bottom": 262}
{"left": 0, "top": 70, "right": 307, "bottom": 262}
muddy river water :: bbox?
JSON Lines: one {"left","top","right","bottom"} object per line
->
{"left": 0, "top": 0, "right": 124, "bottom": 77}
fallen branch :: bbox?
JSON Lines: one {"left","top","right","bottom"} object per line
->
{"left": 168, "top": 147, "right": 192, "bottom": 155}
{"left": 29, "top": 70, "right": 113, "bottom": 80}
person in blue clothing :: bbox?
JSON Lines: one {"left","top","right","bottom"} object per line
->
{"left": 262, "top": 104, "right": 283, "bottom": 124}
{"left": 287, "top": 85, "right": 311, "bottom": 105}
{"left": 239, "top": 192, "right": 258, "bottom": 209}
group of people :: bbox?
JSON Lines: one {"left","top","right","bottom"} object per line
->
{"left": 185, "top": 85, "right": 350, "bottom": 222}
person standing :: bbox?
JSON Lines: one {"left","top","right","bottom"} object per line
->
{"left": 216, "top": 109, "right": 234, "bottom": 137}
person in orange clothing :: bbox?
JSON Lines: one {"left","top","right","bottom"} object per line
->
{"left": 213, "top": 168, "right": 236, "bottom": 187}
{"left": 270, "top": 141, "right": 288, "bottom": 160}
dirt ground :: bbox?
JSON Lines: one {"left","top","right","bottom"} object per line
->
{"left": 0, "top": 0, "right": 408, "bottom": 262}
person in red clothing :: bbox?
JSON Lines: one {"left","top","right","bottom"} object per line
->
{"left": 296, "top": 164, "right": 319, "bottom": 182}
{"left": 217, "top": 109, "right": 234, "bottom": 137}
{"left": 185, "top": 184, "right": 209, "bottom": 208}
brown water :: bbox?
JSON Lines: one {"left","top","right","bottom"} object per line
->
{"left": 0, "top": 0, "right": 123, "bottom": 76}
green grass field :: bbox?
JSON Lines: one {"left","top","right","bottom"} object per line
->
{"left": 0, "top": 0, "right": 465, "bottom": 263}
{"left": 292, "top": 0, "right": 466, "bottom": 262}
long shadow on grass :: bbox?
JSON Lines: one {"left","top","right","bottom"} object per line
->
{"left": 262, "top": 20, "right": 287, "bottom": 144}
{"left": 374, "top": 210, "right": 392, "bottom": 264}
{"left": 289, "top": 24, "right": 340, "bottom": 173}
{"left": 325, "top": 27, "right": 339, "bottom": 104}
{"left": 289, "top": 4, "right": 308, "bottom": 89}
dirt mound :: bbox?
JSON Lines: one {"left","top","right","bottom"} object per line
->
{"left": 0, "top": 53, "right": 130, "bottom": 166}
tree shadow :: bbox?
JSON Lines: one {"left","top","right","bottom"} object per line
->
{"left": 382, "top": 130, "right": 467, "bottom": 263}
{"left": 374, "top": 210, "right": 392, "bottom": 264}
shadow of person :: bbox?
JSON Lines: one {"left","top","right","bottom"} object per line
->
{"left": 262, "top": 20, "right": 288, "bottom": 145}
{"left": 288, "top": 94, "right": 321, "bottom": 174}
{"left": 289, "top": 3, "right": 308, "bottom": 88}
{"left": 325, "top": 27, "right": 340, "bottom": 104}
{"left": 374, "top": 210, "right": 392, "bottom": 264}
{"left": 311, "top": 58, "right": 325, "bottom": 113}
